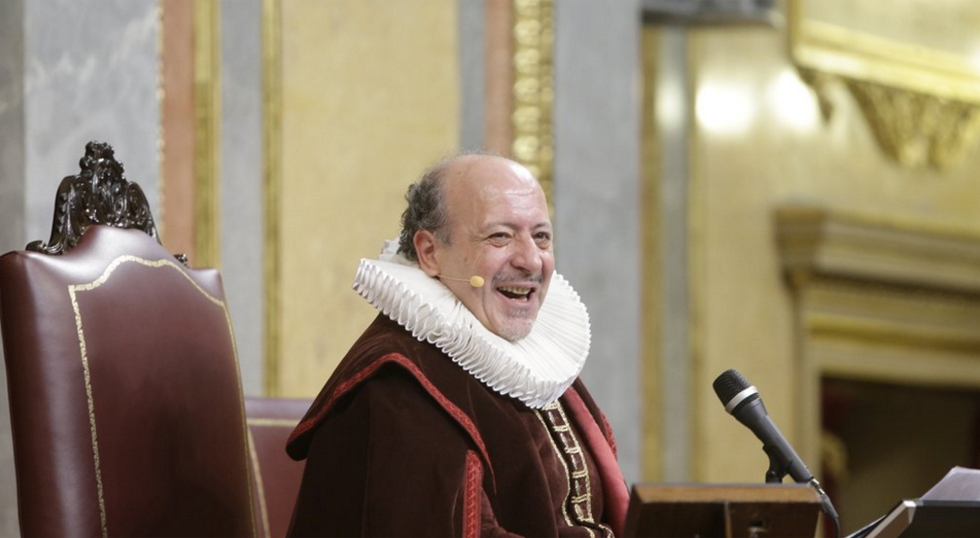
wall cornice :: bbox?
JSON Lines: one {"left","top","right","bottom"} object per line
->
{"left": 775, "top": 205, "right": 980, "bottom": 295}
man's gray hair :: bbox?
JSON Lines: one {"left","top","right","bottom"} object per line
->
{"left": 397, "top": 158, "right": 454, "bottom": 262}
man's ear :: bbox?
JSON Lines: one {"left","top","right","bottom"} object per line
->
{"left": 414, "top": 230, "right": 441, "bottom": 277}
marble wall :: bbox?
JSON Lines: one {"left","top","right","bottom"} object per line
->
{"left": 0, "top": 1, "right": 26, "bottom": 254}
{"left": 23, "top": 0, "right": 160, "bottom": 244}
{"left": 553, "top": 0, "right": 643, "bottom": 484}
{"left": 0, "top": 0, "right": 160, "bottom": 532}
{"left": 220, "top": 0, "right": 264, "bottom": 396}
{"left": 0, "top": 2, "right": 25, "bottom": 534}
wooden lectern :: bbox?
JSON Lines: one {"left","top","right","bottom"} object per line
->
{"left": 623, "top": 483, "right": 822, "bottom": 538}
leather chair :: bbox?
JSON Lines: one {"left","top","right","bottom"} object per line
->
{"left": 0, "top": 142, "right": 255, "bottom": 537}
{"left": 245, "top": 397, "right": 309, "bottom": 538}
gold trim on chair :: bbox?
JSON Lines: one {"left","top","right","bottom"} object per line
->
{"left": 246, "top": 430, "right": 271, "bottom": 538}
{"left": 247, "top": 417, "right": 298, "bottom": 428}
{"left": 245, "top": 415, "right": 298, "bottom": 538}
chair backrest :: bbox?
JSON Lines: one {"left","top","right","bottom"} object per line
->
{"left": 0, "top": 142, "right": 256, "bottom": 537}
{"left": 245, "top": 397, "right": 309, "bottom": 538}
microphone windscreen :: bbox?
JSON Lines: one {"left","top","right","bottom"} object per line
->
{"left": 712, "top": 369, "right": 751, "bottom": 407}
{"left": 469, "top": 276, "right": 485, "bottom": 288}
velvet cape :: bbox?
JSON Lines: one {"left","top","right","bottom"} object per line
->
{"left": 286, "top": 314, "right": 628, "bottom": 537}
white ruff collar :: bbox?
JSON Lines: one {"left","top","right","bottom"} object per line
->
{"left": 352, "top": 242, "right": 592, "bottom": 409}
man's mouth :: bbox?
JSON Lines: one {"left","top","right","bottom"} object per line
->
{"left": 497, "top": 285, "right": 534, "bottom": 301}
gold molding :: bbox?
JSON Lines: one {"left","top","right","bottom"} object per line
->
{"left": 775, "top": 204, "right": 980, "bottom": 294}
{"left": 788, "top": 0, "right": 980, "bottom": 169}
{"left": 809, "top": 313, "right": 980, "bottom": 358}
{"left": 193, "top": 0, "right": 221, "bottom": 266}
{"left": 845, "top": 79, "right": 980, "bottom": 169}
{"left": 776, "top": 203, "right": 980, "bottom": 469}
{"left": 262, "top": 0, "right": 282, "bottom": 397}
{"left": 639, "top": 25, "right": 662, "bottom": 482}
{"left": 686, "top": 31, "right": 705, "bottom": 483}
{"left": 511, "top": 0, "right": 554, "bottom": 203}
{"left": 804, "top": 278, "right": 980, "bottom": 387}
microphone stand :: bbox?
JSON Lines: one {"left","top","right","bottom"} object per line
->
{"left": 763, "top": 444, "right": 841, "bottom": 538}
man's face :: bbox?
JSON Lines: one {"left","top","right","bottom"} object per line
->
{"left": 418, "top": 157, "right": 554, "bottom": 342}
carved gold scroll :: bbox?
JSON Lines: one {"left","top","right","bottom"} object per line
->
{"left": 788, "top": 0, "right": 980, "bottom": 169}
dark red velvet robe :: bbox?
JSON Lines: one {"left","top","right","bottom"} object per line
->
{"left": 286, "top": 314, "right": 628, "bottom": 537}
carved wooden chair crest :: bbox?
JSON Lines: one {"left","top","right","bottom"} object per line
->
{"left": 27, "top": 140, "right": 186, "bottom": 264}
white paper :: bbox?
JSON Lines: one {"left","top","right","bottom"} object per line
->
{"left": 921, "top": 466, "right": 980, "bottom": 501}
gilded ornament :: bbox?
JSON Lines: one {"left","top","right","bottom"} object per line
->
{"left": 789, "top": 0, "right": 980, "bottom": 169}
{"left": 845, "top": 80, "right": 980, "bottom": 169}
{"left": 512, "top": 0, "right": 554, "bottom": 203}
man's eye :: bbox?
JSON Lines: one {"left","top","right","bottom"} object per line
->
{"left": 487, "top": 233, "right": 511, "bottom": 244}
{"left": 534, "top": 233, "right": 552, "bottom": 245}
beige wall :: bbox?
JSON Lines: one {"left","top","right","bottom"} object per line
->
{"left": 274, "top": 0, "right": 460, "bottom": 397}
{"left": 643, "top": 0, "right": 980, "bottom": 493}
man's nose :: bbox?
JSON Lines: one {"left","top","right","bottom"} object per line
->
{"left": 510, "top": 235, "right": 543, "bottom": 274}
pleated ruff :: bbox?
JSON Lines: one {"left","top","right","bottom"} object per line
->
{"left": 352, "top": 251, "right": 592, "bottom": 409}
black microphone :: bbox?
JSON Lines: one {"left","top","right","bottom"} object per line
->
{"left": 713, "top": 368, "right": 840, "bottom": 537}
{"left": 712, "top": 368, "right": 812, "bottom": 483}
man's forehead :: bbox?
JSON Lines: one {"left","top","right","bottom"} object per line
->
{"left": 444, "top": 156, "right": 540, "bottom": 196}
{"left": 479, "top": 218, "right": 553, "bottom": 233}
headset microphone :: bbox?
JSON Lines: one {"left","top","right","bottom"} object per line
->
{"left": 438, "top": 275, "right": 485, "bottom": 288}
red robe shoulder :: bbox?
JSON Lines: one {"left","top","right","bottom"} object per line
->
{"left": 286, "top": 314, "right": 627, "bottom": 537}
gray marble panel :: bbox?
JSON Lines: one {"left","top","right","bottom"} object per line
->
{"left": 0, "top": 0, "right": 26, "bottom": 253}
{"left": 0, "top": 2, "right": 25, "bottom": 534}
{"left": 0, "top": 1, "right": 159, "bottom": 532}
{"left": 553, "top": 0, "right": 643, "bottom": 484}
{"left": 24, "top": 0, "right": 160, "bottom": 245}
{"left": 657, "top": 28, "right": 692, "bottom": 482}
{"left": 221, "top": 0, "right": 264, "bottom": 396}
{"left": 459, "top": 0, "right": 485, "bottom": 151}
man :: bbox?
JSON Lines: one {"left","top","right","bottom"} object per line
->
{"left": 286, "top": 154, "right": 628, "bottom": 537}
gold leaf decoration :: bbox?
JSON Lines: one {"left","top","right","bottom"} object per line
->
{"left": 512, "top": 0, "right": 554, "bottom": 202}
{"left": 846, "top": 80, "right": 980, "bottom": 170}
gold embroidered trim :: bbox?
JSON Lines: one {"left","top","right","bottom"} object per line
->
{"left": 69, "top": 254, "right": 253, "bottom": 538}
{"left": 533, "top": 408, "right": 579, "bottom": 534}
{"left": 536, "top": 400, "right": 610, "bottom": 536}
{"left": 545, "top": 402, "right": 597, "bottom": 525}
